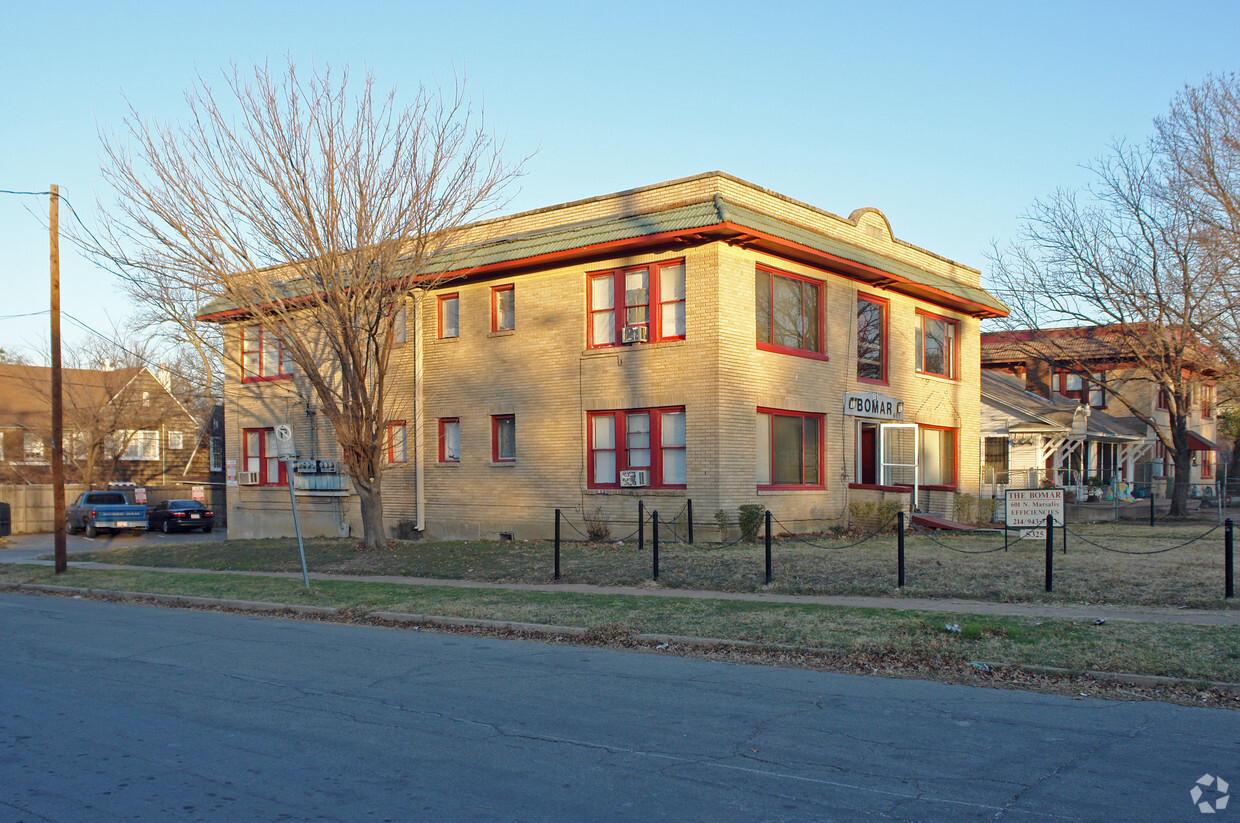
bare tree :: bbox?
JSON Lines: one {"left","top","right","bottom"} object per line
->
{"left": 987, "top": 141, "right": 1227, "bottom": 515}
{"left": 82, "top": 60, "right": 522, "bottom": 547}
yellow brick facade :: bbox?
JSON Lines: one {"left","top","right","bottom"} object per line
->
{"left": 220, "top": 173, "right": 1001, "bottom": 540}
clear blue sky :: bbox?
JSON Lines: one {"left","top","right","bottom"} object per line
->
{"left": 3, "top": 0, "right": 1238, "bottom": 358}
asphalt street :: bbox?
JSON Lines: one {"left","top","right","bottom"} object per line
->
{"left": 2, "top": 593, "right": 1237, "bottom": 822}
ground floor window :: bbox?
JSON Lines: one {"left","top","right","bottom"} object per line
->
{"left": 919, "top": 426, "right": 956, "bottom": 487}
{"left": 983, "top": 436, "right": 1008, "bottom": 484}
{"left": 243, "top": 428, "right": 285, "bottom": 486}
{"left": 757, "top": 409, "right": 823, "bottom": 488}
{"left": 588, "top": 407, "right": 685, "bottom": 488}
{"left": 492, "top": 415, "right": 515, "bottom": 463}
{"left": 386, "top": 421, "right": 407, "bottom": 464}
{"left": 439, "top": 419, "right": 460, "bottom": 463}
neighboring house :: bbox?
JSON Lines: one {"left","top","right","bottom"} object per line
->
{"left": 981, "top": 327, "right": 1220, "bottom": 493}
{"left": 0, "top": 363, "right": 216, "bottom": 489}
{"left": 204, "top": 172, "right": 1009, "bottom": 540}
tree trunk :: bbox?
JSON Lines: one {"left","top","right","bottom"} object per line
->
{"left": 353, "top": 479, "right": 387, "bottom": 548}
{"left": 1169, "top": 448, "right": 1193, "bottom": 517}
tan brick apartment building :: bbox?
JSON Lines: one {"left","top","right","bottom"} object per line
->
{"left": 211, "top": 173, "right": 1008, "bottom": 539}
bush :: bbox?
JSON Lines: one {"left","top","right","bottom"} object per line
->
{"left": 876, "top": 500, "right": 903, "bottom": 532}
{"left": 952, "top": 493, "right": 977, "bottom": 524}
{"left": 583, "top": 506, "right": 612, "bottom": 542}
{"left": 977, "top": 498, "right": 997, "bottom": 524}
{"left": 848, "top": 500, "right": 877, "bottom": 534}
{"left": 738, "top": 504, "right": 765, "bottom": 542}
{"left": 714, "top": 509, "right": 731, "bottom": 541}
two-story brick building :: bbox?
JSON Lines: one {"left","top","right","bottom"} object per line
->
{"left": 208, "top": 172, "right": 1008, "bottom": 540}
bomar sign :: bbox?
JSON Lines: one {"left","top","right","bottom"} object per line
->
{"left": 1005, "top": 488, "right": 1064, "bottom": 539}
{"left": 843, "top": 392, "right": 904, "bottom": 420}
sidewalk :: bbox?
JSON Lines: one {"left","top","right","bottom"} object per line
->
{"left": 26, "top": 558, "right": 1240, "bottom": 627}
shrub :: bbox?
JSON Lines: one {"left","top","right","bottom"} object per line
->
{"left": 848, "top": 500, "right": 877, "bottom": 534}
{"left": 583, "top": 506, "right": 612, "bottom": 542}
{"left": 876, "top": 500, "right": 904, "bottom": 532}
{"left": 714, "top": 509, "right": 731, "bottom": 541}
{"left": 738, "top": 504, "right": 765, "bottom": 542}
{"left": 952, "top": 493, "right": 977, "bottom": 524}
{"left": 977, "top": 498, "right": 997, "bottom": 524}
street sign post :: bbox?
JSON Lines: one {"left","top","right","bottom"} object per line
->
{"left": 274, "top": 423, "right": 310, "bottom": 589}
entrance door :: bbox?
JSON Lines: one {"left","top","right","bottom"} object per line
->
{"left": 859, "top": 423, "right": 878, "bottom": 485}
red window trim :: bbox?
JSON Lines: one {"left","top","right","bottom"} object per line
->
{"left": 915, "top": 309, "right": 959, "bottom": 380}
{"left": 856, "top": 293, "right": 888, "bottom": 385}
{"left": 756, "top": 265, "right": 828, "bottom": 361}
{"left": 491, "top": 284, "right": 515, "bottom": 333}
{"left": 586, "top": 258, "right": 686, "bottom": 348}
{"left": 438, "top": 418, "right": 460, "bottom": 463}
{"left": 438, "top": 293, "right": 460, "bottom": 339}
{"left": 586, "top": 406, "right": 687, "bottom": 489}
{"left": 1202, "top": 450, "right": 1215, "bottom": 478}
{"left": 241, "top": 427, "right": 287, "bottom": 486}
{"left": 241, "top": 325, "right": 293, "bottom": 383}
{"left": 492, "top": 414, "right": 515, "bottom": 463}
{"left": 385, "top": 420, "right": 407, "bottom": 464}
{"left": 756, "top": 407, "right": 826, "bottom": 490}
{"left": 918, "top": 423, "right": 959, "bottom": 488}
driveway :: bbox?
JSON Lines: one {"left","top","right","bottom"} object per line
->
{"left": 0, "top": 527, "right": 227, "bottom": 564}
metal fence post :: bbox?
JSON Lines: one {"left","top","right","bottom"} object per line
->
{"left": 1150, "top": 492, "right": 1155, "bottom": 527}
{"left": 687, "top": 499, "right": 694, "bottom": 545}
{"left": 652, "top": 510, "right": 659, "bottom": 581}
{"left": 897, "top": 510, "right": 905, "bottom": 588}
{"left": 1044, "top": 513, "right": 1054, "bottom": 593}
{"left": 638, "top": 500, "right": 645, "bottom": 557}
{"left": 1226, "top": 518, "right": 1234, "bottom": 599}
{"left": 764, "top": 509, "right": 772, "bottom": 585}
{"left": 554, "top": 508, "right": 561, "bottom": 581}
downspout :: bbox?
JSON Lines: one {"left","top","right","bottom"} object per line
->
{"left": 413, "top": 288, "right": 426, "bottom": 532}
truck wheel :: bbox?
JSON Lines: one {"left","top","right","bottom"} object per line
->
{"left": 84, "top": 520, "right": 97, "bottom": 538}
{"left": 66, "top": 521, "right": 80, "bottom": 535}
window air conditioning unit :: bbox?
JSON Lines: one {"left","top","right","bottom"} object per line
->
{"left": 619, "top": 469, "right": 649, "bottom": 488}
{"left": 621, "top": 325, "right": 648, "bottom": 344}
{"left": 238, "top": 471, "right": 260, "bottom": 485}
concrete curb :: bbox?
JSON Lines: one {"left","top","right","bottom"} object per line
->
{"left": 5, "top": 580, "right": 1240, "bottom": 695}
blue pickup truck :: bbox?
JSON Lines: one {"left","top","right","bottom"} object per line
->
{"left": 66, "top": 491, "right": 149, "bottom": 537}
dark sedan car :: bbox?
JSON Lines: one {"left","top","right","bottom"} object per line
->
{"left": 148, "top": 500, "right": 215, "bottom": 533}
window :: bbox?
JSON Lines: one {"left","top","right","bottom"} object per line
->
{"left": 492, "top": 285, "right": 515, "bottom": 332}
{"left": 1202, "top": 385, "right": 1215, "bottom": 418}
{"left": 439, "top": 418, "right": 460, "bottom": 463}
{"left": 915, "top": 311, "right": 957, "bottom": 378}
{"left": 756, "top": 409, "right": 823, "bottom": 488}
{"left": 23, "top": 433, "right": 43, "bottom": 462}
{"left": 492, "top": 415, "right": 515, "bottom": 462}
{"left": 983, "top": 436, "right": 1009, "bottom": 484}
{"left": 756, "top": 266, "right": 823, "bottom": 357}
{"left": 242, "top": 325, "right": 292, "bottom": 382}
{"left": 243, "top": 427, "right": 285, "bottom": 485}
{"left": 588, "top": 407, "right": 686, "bottom": 488}
{"left": 122, "top": 430, "right": 160, "bottom": 461}
{"left": 1089, "top": 372, "right": 1106, "bottom": 408}
{"left": 391, "top": 302, "right": 407, "bottom": 345}
{"left": 1054, "top": 370, "right": 1105, "bottom": 407}
{"left": 588, "top": 259, "right": 685, "bottom": 347}
{"left": 142, "top": 391, "right": 151, "bottom": 408}
{"left": 168, "top": 431, "right": 184, "bottom": 451}
{"left": 856, "top": 295, "right": 887, "bottom": 382}
{"left": 1202, "top": 449, "right": 1216, "bottom": 479}
{"left": 438, "top": 294, "right": 459, "bottom": 339}
{"left": 1157, "top": 387, "right": 1169, "bottom": 410}
{"left": 918, "top": 426, "right": 957, "bottom": 487}
{"left": 210, "top": 436, "right": 223, "bottom": 472}
{"left": 386, "top": 421, "right": 407, "bottom": 464}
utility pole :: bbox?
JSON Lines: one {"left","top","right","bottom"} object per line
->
{"left": 50, "top": 184, "right": 66, "bottom": 574}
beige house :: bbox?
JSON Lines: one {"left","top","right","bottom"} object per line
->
{"left": 209, "top": 172, "right": 1007, "bottom": 539}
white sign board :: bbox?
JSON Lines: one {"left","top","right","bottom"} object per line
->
{"left": 1005, "top": 489, "right": 1064, "bottom": 539}
{"left": 273, "top": 423, "right": 297, "bottom": 459}
{"left": 226, "top": 459, "right": 237, "bottom": 487}
{"left": 844, "top": 392, "right": 904, "bottom": 420}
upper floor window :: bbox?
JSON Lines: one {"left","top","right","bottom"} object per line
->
{"left": 242, "top": 325, "right": 292, "bottom": 382}
{"left": 242, "top": 427, "right": 285, "bottom": 485}
{"left": 756, "top": 408, "right": 823, "bottom": 489}
{"left": 856, "top": 295, "right": 887, "bottom": 383}
{"left": 1203, "top": 385, "right": 1215, "bottom": 418}
{"left": 915, "top": 311, "right": 957, "bottom": 379}
{"left": 23, "top": 433, "right": 43, "bottom": 462}
{"left": 167, "top": 431, "right": 184, "bottom": 451}
{"left": 210, "top": 436, "right": 223, "bottom": 472}
{"left": 756, "top": 266, "right": 824, "bottom": 358}
{"left": 588, "top": 259, "right": 685, "bottom": 347}
{"left": 123, "top": 430, "right": 160, "bottom": 461}
{"left": 386, "top": 421, "right": 407, "bottom": 464}
{"left": 588, "top": 407, "right": 686, "bottom": 488}
{"left": 438, "top": 294, "right": 459, "bottom": 339}
{"left": 492, "top": 285, "right": 515, "bottom": 332}
{"left": 492, "top": 415, "right": 516, "bottom": 463}
{"left": 1052, "top": 371, "right": 1105, "bottom": 407}
{"left": 391, "top": 302, "right": 407, "bottom": 345}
